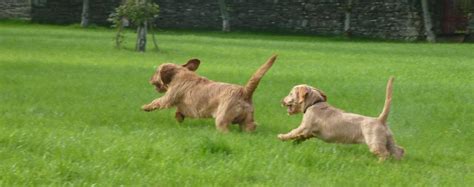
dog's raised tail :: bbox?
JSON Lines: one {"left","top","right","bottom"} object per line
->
{"left": 243, "top": 55, "right": 277, "bottom": 100}
{"left": 378, "top": 76, "right": 395, "bottom": 124}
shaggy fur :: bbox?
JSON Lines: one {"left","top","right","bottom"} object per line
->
{"left": 142, "top": 55, "right": 277, "bottom": 132}
{"left": 278, "top": 77, "right": 404, "bottom": 161}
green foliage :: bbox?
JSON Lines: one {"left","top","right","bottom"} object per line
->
{"left": 109, "top": 0, "right": 159, "bottom": 26}
{"left": 108, "top": 0, "right": 159, "bottom": 48}
{"left": 0, "top": 22, "right": 473, "bottom": 186}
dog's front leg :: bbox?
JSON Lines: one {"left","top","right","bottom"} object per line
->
{"left": 141, "top": 98, "right": 162, "bottom": 112}
{"left": 278, "top": 125, "right": 311, "bottom": 141}
{"left": 175, "top": 111, "right": 185, "bottom": 123}
{"left": 293, "top": 134, "right": 314, "bottom": 144}
{"left": 142, "top": 95, "right": 174, "bottom": 112}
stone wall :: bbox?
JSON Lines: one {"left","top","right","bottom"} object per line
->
{"left": 155, "top": 0, "right": 221, "bottom": 29}
{"left": 0, "top": 0, "right": 31, "bottom": 20}
{"left": 155, "top": 0, "right": 347, "bottom": 35}
{"left": 0, "top": 0, "right": 427, "bottom": 40}
{"left": 1, "top": 0, "right": 454, "bottom": 41}
{"left": 31, "top": 0, "right": 120, "bottom": 25}
{"left": 89, "top": 0, "right": 122, "bottom": 25}
{"left": 350, "top": 0, "right": 422, "bottom": 40}
{"left": 31, "top": 0, "right": 82, "bottom": 24}
{"left": 227, "top": 0, "right": 346, "bottom": 35}
{"left": 154, "top": 0, "right": 422, "bottom": 40}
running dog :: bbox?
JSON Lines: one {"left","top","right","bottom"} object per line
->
{"left": 142, "top": 55, "right": 277, "bottom": 132}
{"left": 278, "top": 77, "right": 404, "bottom": 161}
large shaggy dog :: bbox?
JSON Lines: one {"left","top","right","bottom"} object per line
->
{"left": 278, "top": 77, "right": 404, "bottom": 161}
{"left": 142, "top": 55, "right": 277, "bottom": 132}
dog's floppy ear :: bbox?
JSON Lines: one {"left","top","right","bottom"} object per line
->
{"left": 297, "top": 87, "right": 309, "bottom": 103}
{"left": 182, "top": 59, "right": 200, "bottom": 71}
{"left": 160, "top": 65, "right": 177, "bottom": 85}
{"left": 317, "top": 89, "right": 327, "bottom": 101}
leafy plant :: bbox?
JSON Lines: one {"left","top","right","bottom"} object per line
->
{"left": 108, "top": 0, "right": 159, "bottom": 50}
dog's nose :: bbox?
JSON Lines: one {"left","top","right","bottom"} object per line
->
{"left": 149, "top": 79, "right": 159, "bottom": 85}
{"left": 281, "top": 99, "right": 286, "bottom": 107}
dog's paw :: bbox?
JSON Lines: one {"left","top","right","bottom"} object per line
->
{"left": 277, "top": 134, "right": 287, "bottom": 141}
{"left": 377, "top": 157, "right": 387, "bottom": 163}
{"left": 141, "top": 104, "right": 155, "bottom": 112}
{"left": 175, "top": 112, "right": 185, "bottom": 123}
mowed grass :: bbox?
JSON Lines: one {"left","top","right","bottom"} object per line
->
{"left": 0, "top": 21, "right": 473, "bottom": 186}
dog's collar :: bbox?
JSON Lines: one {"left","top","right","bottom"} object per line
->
{"left": 304, "top": 100, "right": 325, "bottom": 113}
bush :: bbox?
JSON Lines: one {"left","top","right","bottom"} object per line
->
{"left": 108, "top": 0, "right": 159, "bottom": 50}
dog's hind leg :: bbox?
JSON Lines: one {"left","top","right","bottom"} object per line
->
{"left": 386, "top": 134, "right": 404, "bottom": 160}
{"left": 215, "top": 102, "right": 243, "bottom": 133}
{"left": 215, "top": 116, "right": 231, "bottom": 133}
{"left": 369, "top": 143, "right": 390, "bottom": 162}
{"left": 239, "top": 112, "right": 257, "bottom": 132}
{"left": 242, "top": 121, "right": 256, "bottom": 132}
{"left": 363, "top": 124, "right": 390, "bottom": 161}
{"left": 366, "top": 135, "right": 390, "bottom": 162}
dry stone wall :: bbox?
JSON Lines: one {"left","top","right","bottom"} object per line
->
{"left": 0, "top": 0, "right": 31, "bottom": 20}
{"left": 154, "top": 0, "right": 422, "bottom": 40}
{"left": 350, "top": 0, "right": 422, "bottom": 40}
{"left": 31, "top": 0, "right": 121, "bottom": 25}
{"left": 1, "top": 0, "right": 426, "bottom": 40}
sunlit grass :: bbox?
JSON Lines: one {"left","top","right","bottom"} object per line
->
{"left": 0, "top": 21, "right": 473, "bottom": 186}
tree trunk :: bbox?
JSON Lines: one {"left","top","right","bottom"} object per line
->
{"left": 81, "top": 0, "right": 89, "bottom": 27}
{"left": 115, "top": 23, "right": 123, "bottom": 48}
{"left": 136, "top": 21, "right": 147, "bottom": 52}
{"left": 150, "top": 22, "right": 159, "bottom": 50}
{"left": 218, "top": 0, "right": 230, "bottom": 32}
{"left": 421, "top": 0, "right": 436, "bottom": 42}
{"left": 344, "top": 0, "right": 353, "bottom": 37}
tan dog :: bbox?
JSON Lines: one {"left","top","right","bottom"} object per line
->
{"left": 278, "top": 77, "right": 404, "bottom": 161}
{"left": 142, "top": 55, "right": 277, "bottom": 132}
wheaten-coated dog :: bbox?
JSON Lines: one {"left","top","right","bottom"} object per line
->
{"left": 278, "top": 77, "right": 404, "bottom": 161}
{"left": 142, "top": 55, "right": 277, "bottom": 132}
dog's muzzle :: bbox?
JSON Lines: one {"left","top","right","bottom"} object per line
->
{"left": 150, "top": 80, "right": 167, "bottom": 93}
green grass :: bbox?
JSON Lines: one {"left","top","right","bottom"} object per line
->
{"left": 0, "top": 21, "right": 473, "bottom": 186}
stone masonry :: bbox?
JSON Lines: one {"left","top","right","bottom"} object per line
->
{"left": 0, "top": 0, "right": 31, "bottom": 20}
{"left": 153, "top": 0, "right": 423, "bottom": 40}
{"left": 2, "top": 0, "right": 472, "bottom": 41}
{"left": 31, "top": 0, "right": 121, "bottom": 25}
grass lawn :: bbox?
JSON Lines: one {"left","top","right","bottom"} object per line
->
{"left": 0, "top": 21, "right": 473, "bottom": 186}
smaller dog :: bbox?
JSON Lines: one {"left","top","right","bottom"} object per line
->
{"left": 278, "top": 77, "right": 404, "bottom": 161}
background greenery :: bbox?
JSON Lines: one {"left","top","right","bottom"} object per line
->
{"left": 0, "top": 21, "right": 473, "bottom": 186}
